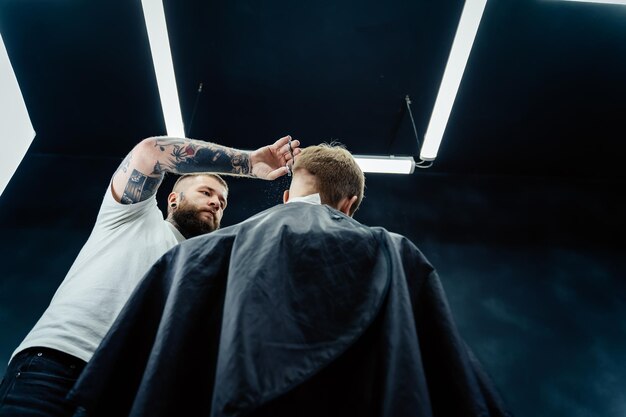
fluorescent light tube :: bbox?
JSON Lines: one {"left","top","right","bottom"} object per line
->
{"left": 141, "top": 0, "right": 185, "bottom": 137}
{"left": 353, "top": 155, "right": 415, "bottom": 174}
{"left": 243, "top": 150, "right": 417, "bottom": 175}
{"left": 0, "top": 33, "right": 36, "bottom": 198}
{"left": 421, "top": 0, "right": 488, "bottom": 161}
{"left": 554, "top": 0, "right": 626, "bottom": 4}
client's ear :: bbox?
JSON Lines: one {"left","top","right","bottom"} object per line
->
{"left": 283, "top": 189, "right": 290, "bottom": 204}
{"left": 338, "top": 196, "right": 358, "bottom": 216}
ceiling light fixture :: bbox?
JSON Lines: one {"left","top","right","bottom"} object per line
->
{"left": 420, "top": 0, "right": 488, "bottom": 161}
{"left": 141, "top": 0, "right": 185, "bottom": 137}
{"left": 0, "top": 33, "right": 36, "bottom": 198}
{"left": 554, "top": 0, "right": 626, "bottom": 4}
{"left": 353, "top": 155, "right": 416, "bottom": 174}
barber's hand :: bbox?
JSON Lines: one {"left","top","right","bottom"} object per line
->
{"left": 249, "top": 135, "right": 301, "bottom": 180}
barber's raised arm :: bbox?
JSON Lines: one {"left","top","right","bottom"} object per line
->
{"left": 111, "top": 135, "right": 300, "bottom": 204}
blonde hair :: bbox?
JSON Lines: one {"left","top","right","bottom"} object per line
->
{"left": 294, "top": 143, "right": 365, "bottom": 215}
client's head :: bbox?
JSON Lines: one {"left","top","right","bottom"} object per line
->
{"left": 283, "top": 143, "right": 365, "bottom": 217}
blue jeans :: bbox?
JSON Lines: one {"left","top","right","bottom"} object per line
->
{"left": 0, "top": 348, "right": 86, "bottom": 417}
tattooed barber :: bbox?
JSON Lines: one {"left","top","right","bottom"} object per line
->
{"left": 0, "top": 135, "right": 301, "bottom": 417}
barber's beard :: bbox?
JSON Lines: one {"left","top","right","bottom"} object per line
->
{"left": 172, "top": 205, "right": 219, "bottom": 239}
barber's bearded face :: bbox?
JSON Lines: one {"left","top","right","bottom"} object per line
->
{"left": 170, "top": 175, "right": 227, "bottom": 239}
{"left": 172, "top": 199, "right": 221, "bottom": 238}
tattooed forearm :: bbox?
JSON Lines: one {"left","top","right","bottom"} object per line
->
{"left": 120, "top": 169, "right": 163, "bottom": 204}
{"left": 174, "top": 147, "right": 251, "bottom": 175}
{"left": 152, "top": 137, "right": 252, "bottom": 176}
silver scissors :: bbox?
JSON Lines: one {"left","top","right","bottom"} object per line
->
{"left": 286, "top": 137, "right": 295, "bottom": 176}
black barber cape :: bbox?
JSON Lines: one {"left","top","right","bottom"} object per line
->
{"left": 69, "top": 203, "right": 511, "bottom": 417}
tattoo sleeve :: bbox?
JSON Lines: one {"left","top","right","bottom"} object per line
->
{"left": 120, "top": 169, "right": 163, "bottom": 204}
{"left": 152, "top": 137, "right": 252, "bottom": 176}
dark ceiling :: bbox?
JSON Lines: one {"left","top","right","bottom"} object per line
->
{"left": 0, "top": 0, "right": 624, "bottom": 231}
{"left": 0, "top": 1, "right": 625, "bottom": 416}
{"left": 2, "top": 0, "right": 625, "bottom": 179}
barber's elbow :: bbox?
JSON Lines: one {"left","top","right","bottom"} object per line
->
{"left": 130, "top": 137, "right": 163, "bottom": 169}
{"left": 137, "top": 136, "right": 158, "bottom": 149}
{"left": 136, "top": 137, "right": 166, "bottom": 157}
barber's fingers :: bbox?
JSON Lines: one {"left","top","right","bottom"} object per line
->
{"left": 284, "top": 147, "right": 301, "bottom": 161}
{"left": 273, "top": 135, "right": 292, "bottom": 149}
{"left": 266, "top": 165, "right": 291, "bottom": 180}
{"left": 288, "top": 139, "right": 301, "bottom": 151}
{"left": 280, "top": 140, "right": 300, "bottom": 157}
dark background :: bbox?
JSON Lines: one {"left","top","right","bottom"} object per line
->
{"left": 1, "top": 1, "right": 625, "bottom": 416}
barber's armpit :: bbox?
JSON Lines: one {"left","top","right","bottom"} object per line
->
{"left": 120, "top": 169, "right": 162, "bottom": 204}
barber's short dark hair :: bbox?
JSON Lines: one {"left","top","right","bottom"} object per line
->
{"left": 172, "top": 173, "right": 228, "bottom": 194}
